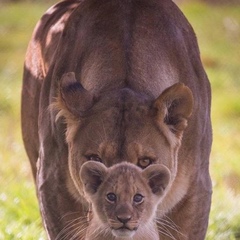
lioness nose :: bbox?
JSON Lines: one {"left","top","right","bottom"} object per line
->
{"left": 117, "top": 215, "right": 132, "bottom": 224}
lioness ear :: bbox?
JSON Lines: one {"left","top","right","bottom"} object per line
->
{"left": 80, "top": 161, "right": 107, "bottom": 195}
{"left": 154, "top": 83, "right": 193, "bottom": 137}
{"left": 59, "top": 72, "right": 94, "bottom": 117}
{"left": 142, "top": 164, "right": 170, "bottom": 196}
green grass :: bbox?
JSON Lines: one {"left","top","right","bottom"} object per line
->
{"left": 0, "top": 2, "right": 53, "bottom": 239}
{"left": 0, "top": 1, "right": 240, "bottom": 239}
{"left": 181, "top": 2, "right": 240, "bottom": 239}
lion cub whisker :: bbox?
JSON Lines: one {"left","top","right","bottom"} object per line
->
{"left": 56, "top": 215, "right": 88, "bottom": 240}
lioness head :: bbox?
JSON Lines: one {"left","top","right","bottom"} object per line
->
{"left": 55, "top": 72, "right": 193, "bottom": 201}
{"left": 80, "top": 161, "right": 170, "bottom": 239}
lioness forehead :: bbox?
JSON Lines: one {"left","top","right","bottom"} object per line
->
{"left": 71, "top": 88, "right": 172, "bottom": 168}
{"left": 92, "top": 88, "right": 152, "bottom": 118}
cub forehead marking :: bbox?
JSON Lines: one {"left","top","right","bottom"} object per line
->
{"left": 107, "top": 166, "right": 141, "bottom": 197}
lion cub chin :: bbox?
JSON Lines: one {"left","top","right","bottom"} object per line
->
{"left": 80, "top": 161, "right": 171, "bottom": 240}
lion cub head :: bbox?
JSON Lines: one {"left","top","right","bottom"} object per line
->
{"left": 80, "top": 161, "right": 171, "bottom": 240}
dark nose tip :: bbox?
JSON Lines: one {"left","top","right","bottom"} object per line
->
{"left": 117, "top": 215, "right": 132, "bottom": 224}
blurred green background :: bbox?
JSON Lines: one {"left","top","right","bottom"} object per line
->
{"left": 0, "top": 0, "right": 239, "bottom": 239}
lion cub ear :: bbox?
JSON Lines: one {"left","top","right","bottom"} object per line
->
{"left": 153, "top": 83, "right": 193, "bottom": 137}
{"left": 80, "top": 161, "right": 107, "bottom": 195}
{"left": 142, "top": 164, "right": 171, "bottom": 197}
{"left": 58, "top": 72, "right": 94, "bottom": 117}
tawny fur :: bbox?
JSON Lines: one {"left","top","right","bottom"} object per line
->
{"left": 21, "top": 0, "right": 212, "bottom": 239}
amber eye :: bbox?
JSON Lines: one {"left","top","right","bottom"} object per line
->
{"left": 138, "top": 158, "right": 152, "bottom": 168}
{"left": 87, "top": 154, "right": 102, "bottom": 162}
{"left": 106, "top": 193, "right": 117, "bottom": 203}
{"left": 133, "top": 194, "right": 144, "bottom": 204}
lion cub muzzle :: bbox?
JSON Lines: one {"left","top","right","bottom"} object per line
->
{"left": 110, "top": 203, "right": 138, "bottom": 237}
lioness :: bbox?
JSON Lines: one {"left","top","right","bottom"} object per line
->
{"left": 21, "top": 0, "right": 212, "bottom": 239}
{"left": 80, "top": 161, "right": 171, "bottom": 240}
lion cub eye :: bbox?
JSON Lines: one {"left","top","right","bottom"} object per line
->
{"left": 133, "top": 194, "right": 144, "bottom": 204}
{"left": 87, "top": 154, "right": 102, "bottom": 162}
{"left": 106, "top": 193, "right": 117, "bottom": 203}
{"left": 138, "top": 158, "right": 152, "bottom": 168}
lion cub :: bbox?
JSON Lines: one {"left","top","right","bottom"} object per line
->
{"left": 80, "top": 161, "right": 171, "bottom": 240}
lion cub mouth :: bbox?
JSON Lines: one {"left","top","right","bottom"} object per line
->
{"left": 112, "top": 226, "right": 138, "bottom": 238}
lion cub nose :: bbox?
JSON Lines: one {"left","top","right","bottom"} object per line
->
{"left": 117, "top": 214, "right": 132, "bottom": 224}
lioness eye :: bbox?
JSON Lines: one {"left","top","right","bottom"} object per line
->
{"left": 106, "top": 193, "right": 117, "bottom": 203}
{"left": 87, "top": 154, "right": 102, "bottom": 162}
{"left": 138, "top": 158, "right": 152, "bottom": 168}
{"left": 133, "top": 194, "right": 144, "bottom": 204}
